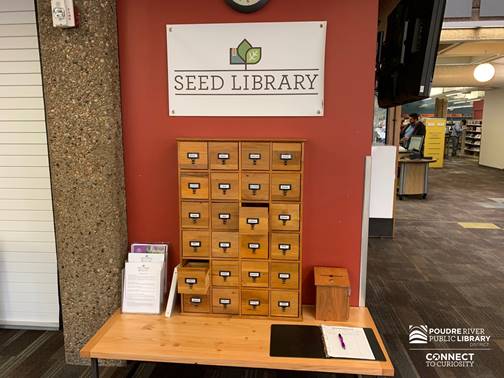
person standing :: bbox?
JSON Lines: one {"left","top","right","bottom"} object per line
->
{"left": 450, "top": 119, "right": 464, "bottom": 157}
{"left": 400, "top": 113, "right": 426, "bottom": 148}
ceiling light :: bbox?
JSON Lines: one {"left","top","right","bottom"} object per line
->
{"left": 473, "top": 63, "right": 495, "bottom": 82}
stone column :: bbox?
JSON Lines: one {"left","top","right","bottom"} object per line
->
{"left": 36, "top": 0, "right": 127, "bottom": 364}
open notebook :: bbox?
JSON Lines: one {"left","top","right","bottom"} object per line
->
{"left": 270, "top": 324, "right": 385, "bottom": 361}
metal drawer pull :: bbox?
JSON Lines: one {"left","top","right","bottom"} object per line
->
{"left": 278, "top": 243, "right": 291, "bottom": 254}
{"left": 280, "top": 153, "right": 293, "bottom": 165}
{"left": 218, "top": 183, "right": 231, "bottom": 194}
{"left": 185, "top": 278, "right": 197, "bottom": 287}
{"left": 219, "top": 271, "right": 231, "bottom": 281}
{"left": 188, "top": 182, "right": 200, "bottom": 194}
{"left": 189, "top": 240, "right": 201, "bottom": 252}
{"left": 249, "top": 153, "right": 261, "bottom": 165}
{"left": 249, "top": 299, "right": 260, "bottom": 308}
{"left": 218, "top": 152, "right": 230, "bottom": 164}
{"left": 248, "top": 183, "right": 261, "bottom": 195}
{"left": 190, "top": 296, "right": 202, "bottom": 305}
{"left": 219, "top": 241, "right": 231, "bottom": 252}
{"left": 279, "top": 214, "right": 291, "bottom": 225}
{"left": 219, "top": 298, "right": 231, "bottom": 307}
{"left": 189, "top": 212, "right": 200, "bottom": 223}
{"left": 278, "top": 272, "right": 291, "bottom": 283}
{"left": 247, "top": 217, "right": 259, "bottom": 230}
{"left": 279, "top": 184, "right": 292, "bottom": 196}
{"left": 248, "top": 242, "right": 260, "bottom": 253}
{"left": 187, "top": 152, "right": 199, "bottom": 164}
{"left": 248, "top": 271, "right": 260, "bottom": 282}
{"left": 219, "top": 213, "right": 231, "bottom": 224}
{"left": 278, "top": 301, "right": 290, "bottom": 311}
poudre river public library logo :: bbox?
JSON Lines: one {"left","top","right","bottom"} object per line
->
{"left": 408, "top": 324, "right": 492, "bottom": 369}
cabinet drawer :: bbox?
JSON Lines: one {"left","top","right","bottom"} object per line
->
{"left": 271, "top": 262, "right": 299, "bottom": 289}
{"left": 270, "top": 204, "right": 300, "bottom": 231}
{"left": 180, "top": 173, "right": 209, "bottom": 200}
{"left": 212, "top": 260, "right": 240, "bottom": 287}
{"left": 241, "top": 142, "right": 270, "bottom": 170}
{"left": 239, "top": 234, "right": 269, "bottom": 259}
{"left": 212, "top": 288, "right": 239, "bottom": 314}
{"left": 271, "top": 173, "right": 301, "bottom": 201}
{"left": 211, "top": 172, "right": 239, "bottom": 200}
{"left": 178, "top": 141, "right": 208, "bottom": 170}
{"left": 180, "top": 201, "right": 209, "bottom": 229}
{"left": 241, "top": 289, "right": 269, "bottom": 316}
{"left": 241, "top": 260, "right": 269, "bottom": 287}
{"left": 272, "top": 142, "right": 302, "bottom": 171}
{"left": 182, "top": 230, "right": 210, "bottom": 258}
{"left": 211, "top": 232, "right": 239, "bottom": 258}
{"left": 270, "top": 290, "right": 299, "bottom": 318}
{"left": 270, "top": 233, "right": 300, "bottom": 260}
{"left": 211, "top": 203, "right": 239, "bottom": 231}
{"left": 178, "top": 261, "right": 210, "bottom": 294}
{"left": 182, "top": 294, "right": 210, "bottom": 313}
{"left": 239, "top": 207, "right": 268, "bottom": 234}
{"left": 241, "top": 172, "right": 270, "bottom": 201}
{"left": 209, "top": 142, "right": 239, "bottom": 170}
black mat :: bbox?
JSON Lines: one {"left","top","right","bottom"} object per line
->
{"left": 270, "top": 325, "right": 386, "bottom": 361}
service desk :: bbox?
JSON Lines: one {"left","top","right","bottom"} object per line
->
{"left": 398, "top": 158, "right": 436, "bottom": 199}
{"left": 81, "top": 306, "right": 394, "bottom": 377}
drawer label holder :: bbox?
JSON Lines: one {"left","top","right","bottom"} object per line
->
{"left": 278, "top": 272, "right": 291, "bottom": 282}
{"left": 189, "top": 240, "right": 201, "bottom": 251}
{"left": 279, "top": 214, "right": 291, "bottom": 225}
{"left": 189, "top": 212, "right": 201, "bottom": 223}
{"left": 219, "top": 213, "right": 231, "bottom": 224}
{"left": 218, "top": 152, "right": 230, "bottom": 164}
{"left": 280, "top": 153, "right": 293, "bottom": 165}
{"left": 188, "top": 182, "right": 200, "bottom": 194}
{"left": 218, "top": 183, "right": 231, "bottom": 194}
{"left": 219, "top": 298, "right": 231, "bottom": 307}
{"left": 248, "top": 183, "right": 261, "bottom": 195}
{"left": 219, "top": 241, "right": 231, "bottom": 251}
{"left": 279, "top": 243, "right": 291, "bottom": 254}
{"left": 278, "top": 301, "right": 291, "bottom": 311}
{"left": 219, "top": 270, "right": 231, "bottom": 281}
{"left": 248, "top": 271, "right": 261, "bottom": 281}
{"left": 247, "top": 217, "right": 259, "bottom": 230}
{"left": 248, "top": 242, "right": 260, "bottom": 253}
{"left": 187, "top": 152, "right": 199, "bottom": 164}
{"left": 249, "top": 153, "right": 261, "bottom": 165}
{"left": 190, "top": 296, "right": 202, "bottom": 304}
{"left": 185, "top": 278, "right": 197, "bottom": 286}
{"left": 249, "top": 299, "right": 260, "bottom": 308}
{"left": 279, "top": 184, "right": 292, "bottom": 196}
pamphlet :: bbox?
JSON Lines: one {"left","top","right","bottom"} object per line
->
{"left": 321, "top": 325, "right": 375, "bottom": 360}
{"left": 122, "top": 262, "right": 164, "bottom": 314}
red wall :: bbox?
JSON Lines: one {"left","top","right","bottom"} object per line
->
{"left": 117, "top": 0, "right": 378, "bottom": 306}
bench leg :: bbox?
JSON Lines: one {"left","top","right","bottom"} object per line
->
{"left": 91, "top": 358, "right": 99, "bottom": 378}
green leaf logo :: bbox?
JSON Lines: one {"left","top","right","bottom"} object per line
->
{"left": 229, "top": 39, "right": 262, "bottom": 70}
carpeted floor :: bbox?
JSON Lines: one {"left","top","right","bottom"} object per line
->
{"left": 0, "top": 158, "right": 503, "bottom": 377}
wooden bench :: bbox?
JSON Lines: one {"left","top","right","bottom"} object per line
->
{"left": 81, "top": 306, "right": 394, "bottom": 377}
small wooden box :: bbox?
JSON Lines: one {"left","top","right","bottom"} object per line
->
{"left": 314, "top": 267, "right": 350, "bottom": 321}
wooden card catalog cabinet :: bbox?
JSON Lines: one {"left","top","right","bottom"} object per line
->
{"left": 177, "top": 139, "right": 304, "bottom": 319}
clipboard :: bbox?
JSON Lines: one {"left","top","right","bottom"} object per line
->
{"left": 269, "top": 325, "right": 386, "bottom": 361}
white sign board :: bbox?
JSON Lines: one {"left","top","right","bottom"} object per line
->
{"left": 167, "top": 21, "right": 326, "bottom": 117}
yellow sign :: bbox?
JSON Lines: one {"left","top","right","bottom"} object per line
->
{"left": 424, "top": 118, "right": 446, "bottom": 168}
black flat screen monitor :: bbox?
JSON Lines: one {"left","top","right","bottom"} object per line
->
{"left": 377, "top": 0, "right": 446, "bottom": 108}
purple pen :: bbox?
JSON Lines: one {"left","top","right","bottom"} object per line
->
{"left": 338, "top": 333, "right": 346, "bottom": 350}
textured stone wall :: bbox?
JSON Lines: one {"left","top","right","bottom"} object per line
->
{"left": 36, "top": 0, "right": 127, "bottom": 364}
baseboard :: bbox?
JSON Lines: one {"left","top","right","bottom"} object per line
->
{"left": 369, "top": 218, "right": 394, "bottom": 238}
